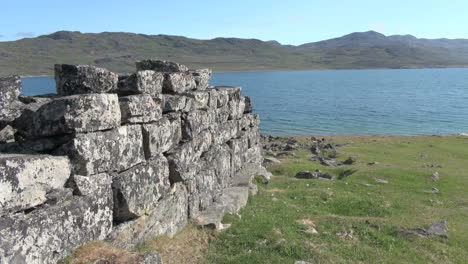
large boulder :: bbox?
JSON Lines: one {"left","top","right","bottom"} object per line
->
{"left": 119, "top": 94, "right": 161, "bottom": 124}
{"left": 107, "top": 183, "right": 188, "bottom": 249}
{"left": 55, "top": 64, "right": 118, "bottom": 95}
{"left": 136, "top": 60, "right": 189, "bottom": 72}
{"left": 142, "top": 113, "right": 181, "bottom": 158}
{"left": 118, "top": 70, "right": 164, "bottom": 97}
{"left": 163, "top": 72, "right": 197, "bottom": 93}
{"left": 112, "top": 154, "right": 171, "bottom": 222}
{"left": 0, "top": 154, "right": 70, "bottom": 215}
{"left": 0, "top": 173, "right": 113, "bottom": 264}
{"left": 16, "top": 94, "right": 121, "bottom": 138}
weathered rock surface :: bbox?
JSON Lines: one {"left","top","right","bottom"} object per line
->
{"left": 190, "top": 68, "right": 212, "bottom": 90}
{"left": 136, "top": 60, "right": 189, "bottom": 72}
{"left": 295, "top": 170, "right": 335, "bottom": 180}
{"left": 16, "top": 94, "right": 121, "bottom": 137}
{"left": 55, "top": 64, "right": 118, "bottom": 95}
{"left": 142, "top": 113, "right": 181, "bottom": 158}
{"left": 263, "top": 156, "right": 281, "bottom": 166}
{"left": 0, "top": 174, "right": 113, "bottom": 264}
{"left": 140, "top": 250, "right": 163, "bottom": 264}
{"left": 163, "top": 72, "right": 197, "bottom": 93}
{"left": 0, "top": 76, "right": 21, "bottom": 107}
{"left": 162, "top": 94, "right": 191, "bottom": 112}
{"left": 107, "top": 183, "right": 188, "bottom": 249}
{"left": 118, "top": 70, "right": 164, "bottom": 97}
{"left": 0, "top": 154, "right": 70, "bottom": 215}
{"left": 119, "top": 94, "right": 161, "bottom": 124}
{"left": 57, "top": 125, "right": 144, "bottom": 175}
{"left": 0, "top": 125, "right": 15, "bottom": 143}
{"left": 113, "top": 155, "right": 171, "bottom": 222}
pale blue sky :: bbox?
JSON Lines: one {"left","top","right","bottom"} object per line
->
{"left": 1, "top": 0, "right": 467, "bottom": 45}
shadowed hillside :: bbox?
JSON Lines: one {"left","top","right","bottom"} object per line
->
{"left": 1, "top": 30, "right": 468, "bottom": 76}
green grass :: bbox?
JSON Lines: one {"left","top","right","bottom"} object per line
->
{"left": 204, "top": 136, "right": 468, "bottom": 264}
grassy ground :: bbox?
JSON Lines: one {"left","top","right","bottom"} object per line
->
{"left": 204, "top": 136, "right": 468, "bottom": 263}
{"left": 62, "top": 136, "right": 468, "bottom": 264}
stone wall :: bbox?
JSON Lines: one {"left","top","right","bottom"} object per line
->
{"left": 0, "top": 61, "right": 270, "bottom": 264}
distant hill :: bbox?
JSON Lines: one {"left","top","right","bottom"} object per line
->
{"left": 1, "top": 30, "right": 468, "bottom": 76}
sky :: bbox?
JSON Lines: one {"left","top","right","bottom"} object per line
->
{"left": 1, "top": 0, "right": 467, "bottom": 45}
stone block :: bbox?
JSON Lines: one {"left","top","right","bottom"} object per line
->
{"left": 0, "top": 173, "right": 113, "bottom": 264}
{"left": 183, "top": 91, "right": 210, "bottom": 110}
{"left": 119, "top": 94, "right": 161, "bottom": 124}
{"left": 0, "top": 75, "right": 21, "bottom": 107}
{"left": 136, "top": 60, "right": 189, "bottom": 72}
{"left": 190, "top": 69, "right": 212, "bottom": 90}
{"left": 118, "top": 70, "right": 164, "bottom": 97}
{"left": 163, "top": 72, "right": 196, "bottom": 93}
{"left": 181, "top": 110, "right": 215, "bottom": 140}
{"left": 16, "top": 94, "right": 121, "bottom": 137}
{"left": 243, "top": 96, "right": 252, "bottom": 113}
{"left": 55, "top": 64, "right": 118, "bottom": 95}
{"left": 107, "top": 183, "right": 188, "bottom": 249}
{"left": 113, "top": 154, "right": 171, "bottom": 222}
{"left": 162, "top": 94, "right": 192, "bottom": 112}
{"left": 117, "top": 125, "right": 145, "bottom": 171}
{"left": 0, "top": 154, "right": 70, "bottom": 215}
{"left": 142, "top": 114, "right": 181, "bottom": 158}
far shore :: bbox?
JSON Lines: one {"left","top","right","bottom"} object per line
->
{"left": 18, "top": 65, "right": 468, "bottom": 78}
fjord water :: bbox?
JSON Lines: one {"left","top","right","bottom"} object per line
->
{"left": 22, "top": 68, "right": 468, "bottom": 136}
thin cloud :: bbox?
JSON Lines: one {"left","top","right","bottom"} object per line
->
{"left": 15, "top": 32, "right": 35, "bottom": 38}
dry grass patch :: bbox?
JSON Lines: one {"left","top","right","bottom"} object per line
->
{"left": 263, "top": 188, "right": 285, "bottom": 193}
{"left": 59, "top": 241, "right": 140, "bottom": 264}
{"left": 138, "top": 224, "right": 216, "bottom": 264}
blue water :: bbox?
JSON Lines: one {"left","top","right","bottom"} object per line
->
{"left": 21, "top": 68, "right": 468, "bottom": 136}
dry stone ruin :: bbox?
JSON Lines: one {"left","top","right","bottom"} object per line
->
{"left": 0, "top": 60, "right": 270, "bottom": 263}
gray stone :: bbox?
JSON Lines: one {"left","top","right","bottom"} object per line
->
{"left": 117, "top": 125, "right": 145, "bottom": 171}
{"left": 319, "top": 157, "right": 340, "bottom": 167}
{"left": 228, "top": 98, "right": 246, "bottom": 120}
{"left": 55, "top": 64, "right": 118, "bottom": 95}
{"left": 162, "top": 94, "right": 190, "bottom": 112}
{"left": 0, "top": 173, "right": 113, "bottom": 264}
{"left": 295, "top": 170, "right": 335, "bottom": 180}
{"left": 166, "top": 130, "right": 212, "bottom": 183}
{"left": 58, "top": 125, "right": 144, "bottom": 175}
{"left": 207, "top": 88, "right": 218, "bottom": 109}
{"left": 193, "top": 203, "right": 225, "bottom": 229}
{"left": 190, "top": 68, "right": 212, "bottom": 90}
{"left": 212, "top": 121, "right": 238, "bottom": 145}
{"left": 0, "top": 154, "right": 70, "bottom": 215}
{"left": 0, "top": 101, "right": 24, "bottom": 129}
{"left": 0, "top": 125, "right": 15, "bottom": 143}
{"left": 263, "top": 156, "right": 281, "bottom": 166}
{"left": 218, "top": 187, "right": 249, "bottom": 214}
{"left": 118, "top": 70, "right": 164, "bottom": 97}
{"left": 16, "top": 94, "right": 121, "bottom": 137}
{"left": 214, "top": 87, "right": 230, "bottom": 107}
{"left": 142, "top": 114, "right": 181, "bottom": 158}
{"left": 0, "top": 75, "right": 21, "bottom": 107}
{"left": 214, "top": 86, "right": 241, "bottom": 101}
{"left": 140, "top": 250, "right": 163, "bottom": 264}
{"left": 181, "top": 110, "right": 215, "bottom": 140}
{"left": 427, "top": 220, "right": 448, "bottom": 238}
{"left": 256, "top": 166, "right": 272, "bottom": 183}
{"left": 163, "top": 72, "right": 197, "bottom": 93}
{"left": 342, "top": 156, "right": 356, "bottom": 165}
{"left": 183, "top": 91, "right": 210, "bottom": 110}
{"left": 107, "top": 183, "right": 188, "bottom": 249}
{"left": 119, "top": 94, "right": 161, "bottom": 124}
{"left": 113, "top": 154, "right": 171, "bottom": 222}
{"left": 276, "top": 151, "right": 295, "bottom": 158}
{"left": 374, "top": 178, "right": 389, "bottom": 184}
{"left": 136, "top": 60, "right": 189, "bottom": 72}
{"left": 431, "top": 172, "right": 440, "bottom": 182}
{"left": 228, "top": 137, "right": 249, "bottom": 174}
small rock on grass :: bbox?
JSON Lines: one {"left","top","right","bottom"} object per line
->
{"left": 374, "top": 178, "right": 388, "bottom": 184}
{"left": 342, "top": 156, "right": 356, "bottom": 165}
{"left": 276, "top": 151, "right": 295, "bottom": 157}
{"left": 368, "top": 161, "right": 379, "bottom": 166}
{"left": 295, "top": 261, "right": 313, "bottom": 264}
{"left": 263, "top": 156, "right": 281, "bottom": 166}
{"left": 431, "top": 172, "right": 440, "bottom": 182}
{"left": 424, "top": 187, "right": 440, "bottom": 194}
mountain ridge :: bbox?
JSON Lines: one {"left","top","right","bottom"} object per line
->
{"left": 1, "top": 30, "right": 468, "bottom": 76}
